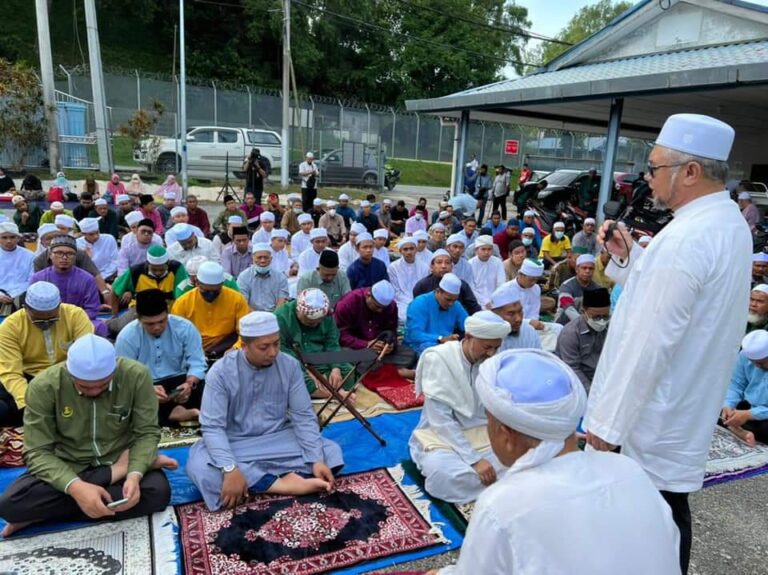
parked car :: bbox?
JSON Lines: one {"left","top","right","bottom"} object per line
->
{"left": 134, "top": 127, "right": 282, "bottom": 179}
{"left": 290, "top": 146, "right": 382, "bottom": 187}
{"left": 741, "top": 180, "right": 768, "bottom": 212}
{"left": 520, "top": 169, "right": 602, "bottom": 211}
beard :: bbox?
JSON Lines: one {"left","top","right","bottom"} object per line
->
{"left": 748, "top": 312, "right": 767, "bottom": 326}
{"left": 651, "top": 196, "right": 669, "bottom": 210}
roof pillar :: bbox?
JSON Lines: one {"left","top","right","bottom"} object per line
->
{"left": 598, "top": 97, "right": 624, "bottom": 223}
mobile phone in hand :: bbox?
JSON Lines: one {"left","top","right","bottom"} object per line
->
{"left": 107, "top": 497, "right": 129, "bottom": 509}
{"left": 168, "top": 387, "right": 182, "bottom": 400}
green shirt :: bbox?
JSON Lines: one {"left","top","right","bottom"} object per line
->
{"left": 23, "top": 358, "right": 160, "bottom": 493}
{"left": 296, "top": 270, "right": 351, "bottom": 311}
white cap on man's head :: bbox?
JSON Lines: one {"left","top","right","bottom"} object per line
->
{"left": 26, "top": 281, "right": 61, "bottom": 311}
{"left": 66, "top": 335, "right": 117, "bottom": 381}
{"left": 742, "top": 330, "right": 768, "bottom": 361}
{"left": 271, "top": 229, "right": 290, "bottom": 240}
{"left": 313, "top": 198, "right": 324, "bottom": 206}
{"left": 173, "top": 223, "right": 194, "bottom": 241}
{"left": 439, "top": 272, "right": 462, "bottom": 295}
{"left": 125, "top": 212, "right": 143, "bottom": 227}
{"left": 164, "top": 191, "right": 177, "bottom": 200}
{"left": 94, "top": 198, "right": 107, "bottom": 207}
{"left": 373, "top": 229, "right": 389, "bottom": 240}
{"left": 371, "top": 280, "right": 395, "bottom": 306}
{"left": 430, "top": 223, "right": 446, "bottom": 232}
{"left": 170, "top": 206, "right": 187, "bottom": 217}
{"left": 584, "top": 217, "right": 596, "bottom": 225}
{"left": 55, "top": 214, "right": 75, "bottom": 228}
{"left": 240, "top": 311, "right": 279, "bottom": 337}
{"left": 259, "top": 211, "right": 275, "bottom": 222}
{"left": 252, "top": 242, "right": 271, "bottom": 254}
{"left": 360, "top": 200, "right": 371, "bottom": 208}
{"left": 117, "top": 195, "right": 131, "bottom": 203}
{"left": 306, "top": 152, "right": 314, "bottom": 159}
{"left": 522, "top": 227, "right": 535, "bottom": 236}
{"left": 298, "top": 214, "right": 313, "bottom": 225}
{"left": 446, "top": 233, "right": 466, "bottom": 247}
{"left": 553, "top": 221, "right": 565, "bottom": 230}
{"left": 576, "top": 254, "right": 595, "bottom": 267}
{"left": 0, "top": 222, "right": 19, "bottom": 236}
{"left": 310, "top": 228, "right": 328, "bottom": 240}
{"left": 398, "top": 237, "right": 416, "bottom": 249}
{"left": 490, "top": 284, "right": 522, "bottom": 309}
{"left": 520, "top": 258, "right": 544, "bottom": 277}
{"left": 383, "top": 198, "right": 392, "bottom": 205}
{"left": 228, "top": 215, "right": 243, "bottom": 225}
{"left": 523, "top": 210, "right": 536, "bottom": 218}
{"left": 355, "top": 232, "right": 373, "bottom": 245}
{"left": 431, "top": 248, "right": 450, "bottom": 262}
{"left": 738, "top": 191, "right": 752, "bottom": 201}
{"left": 414, "top": 230, "right": 429, "bottom": 241}
{"left": 51, "top": 201, "right": 64, "bottom": 210}
{"left": 655, "top": 113, "right": 735, "bottom": 161}
{"left": 78, "top": 217, "right": 100, "bottom": 233}
{"left": 339, "top": 193, "right": 350, "bottom": 201}
{"left": 474, "top": 235, "right": 493, "bottom": 247}
{"left": 753, "top": 252, "right": 768, "bottom": 263}
{"left": 753, "top": 283, "right": 768, "bottom": 295}
{"left": 197, "top": 261, "right": 224, "bottom": 285}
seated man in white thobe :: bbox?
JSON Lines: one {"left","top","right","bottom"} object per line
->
{"left": 187, "top": 312, "right": 344, "bottom": 511}
{"left": 431, "top": 349, "right": 680, "bottom": 575}
{"left": 409, "top": 311, "right": 511, "bottom": 503}
{"left": 468, "top": 235, "right": 505, "bottom": 308}
{"left": 373, "top": 228, "right": 390, "bottom": 265}
{"left": 338, "top": 223, "right": 366, "bottom": 272}
{"left": 76, "top": 217, "right": 119, "bottom": 282}
{"left": 296, "top": 228, "right": 330, "bottom": 277}
{"left": 389, "top": 237, "right": 429, "bottom": 323}
{"left": 290, "top": 213, "right": 314, "bottom": 258}
{"left": 489, "top": 284, "right": 541, "bottom": 351}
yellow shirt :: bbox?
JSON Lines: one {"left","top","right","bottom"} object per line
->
{"left": 539, "top": 234, "right": 572, "bottom": 260}
{"left": 0, "top": 304, "right": 94, "bottom": 407}
{"left": 593, "top": 255, "right": 615, "bottom": 290}
{"left": 171, "top": 286, "right": 249, "bottom": 350}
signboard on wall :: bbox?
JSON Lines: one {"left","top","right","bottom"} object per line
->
{"left": 504, "top": 139, "right": 520, "bottom": 155}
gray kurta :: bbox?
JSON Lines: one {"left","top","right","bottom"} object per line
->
{"left": 187, "top": 350, "right": 344, "bottom": 510}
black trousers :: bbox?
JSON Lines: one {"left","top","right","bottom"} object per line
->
{"left": 0, "top": 466, "right": 170, "bottom": 525}
{"left": 301, "top": 187, "right": 317, "bottom": 213}
{"left": 491, "top": 195, "right": 507, "bottom": 220}
{"left": 660, "top": 490, "right": 691, "bottom": 575}
{"left": 0, "top": 377, "right": 32, "bottom": 428}
{"left": 719, "top": 400, "right": 768, "bottom": 444}
{"left": 154, "top": 374, "right": 204, "bottom": 427}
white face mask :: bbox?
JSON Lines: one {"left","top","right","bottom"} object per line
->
{"left": 522, "top": 238, "right": 533, "bottom": 246}
{"left": 328, "top": 209, "right": 336, "bottom": 217}
{"left": 586, "top": 317, "right": 609, "bottom": 332}
{"left": 554, "top": 230, "right": 564, "bottom": 239}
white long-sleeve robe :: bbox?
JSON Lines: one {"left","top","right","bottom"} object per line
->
{"left": 586, "top": 191, "right": 751, "bottom": 492}
{"left": 389, "top": 257, "right": 429, "bottom": 323}
{"left": 469, "top": 255, "right": 506, "bottom": 308}
{"left": 338, "top": 241, "right": 358, "bottom": 271}
{"left": 77, "top": 234, "right": 119, "bottom": 279}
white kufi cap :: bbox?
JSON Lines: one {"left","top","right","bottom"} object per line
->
{"left": 259, "top": 211, "right": 275, "bottom": 222}
{"left": 738, "top": 191, "right": 752, "bottom": 201}
{"left": 355, "top": 232, "right": 373, "bottom": 245}
{"left": 373, "top": 229, "right": 389, "bottom": 240}
{"left": 78, "top": 217, "right": 100, "bottom": 233}
{"left": 125, "top": 212, "right": 143, "bottom": 226}
{"left": 753, "top": 283, "right": 768, "bottom": 295}
{"left": 742, "top": 330, "right": 768, "bottom": 361}
{"left": 474, "top": 235, "right": 493, "bottom": 247}
{"left": 655, "top": 113, "right": 735, "bottom": 161}
{"left": 576, "top": 254, "right": 595, "bottom": 267}
{"left": 239, "top": 311, "right": 280, "bottom": 337}
{"left": 173, "top": 223, "right": 194, "bottom": 241}
{"left": 54, "top": 214, "right": 75, "bottom": 228}
{"left": 197, "top": 261, "right": 224, "bottom": 285}
{"left": 26, "top": 281, "right": 61, "bottom": 311}
{"left": 520, "top": 258, "right": 544, "bottom": 278}
{"left": 371, "top": 280, "right": 395, "bottom": 306}
{"left": 309, "top": 228, "right": 328, "bottom": 240}
{"left": 490, "top": 284, "right": 522, "bottom": 309}
{"left": 439, "top": 272, "right": 461, "bottom": 295}
{"left": 0, "top": 222, "right": 20, "bottom": 235}
{"left": 66, "top": 335, "right": 117, "bottom": 381}
{"left": 298, "top": 214, "right": 313, "bottom": 225}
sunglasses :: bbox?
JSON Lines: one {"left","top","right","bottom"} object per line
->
{"left": 646, "top": 162, "right": 688, "bottom": 178}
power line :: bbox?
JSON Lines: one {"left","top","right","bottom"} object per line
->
{"left": 391, "top": 0, "right": 572, "bottom": 46}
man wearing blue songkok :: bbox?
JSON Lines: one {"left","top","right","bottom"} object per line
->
{"left": 431, "top": 349, "right": 680, "bottom": 575}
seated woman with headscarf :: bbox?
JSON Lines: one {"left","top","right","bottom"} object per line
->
{"left": 158, "top": 175, "right": 182, "bottom": 205}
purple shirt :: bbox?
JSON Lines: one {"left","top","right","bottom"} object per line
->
{"left": 240, "top": 203, "right": 264, "bottom": 225}
{"left": 221, "top": 242, "right": 252, "bottom": 278}
{"left": 405, "top": 215, "right": 427, "bottom": 235}
{"left": 117, "top": 241, "right": 153, "bottom": 275}
{"left": 30, "top": 266, "right": 108, "bottom": 336}
{"left": 333, "top": 287, "right": 398, "bottom": 349}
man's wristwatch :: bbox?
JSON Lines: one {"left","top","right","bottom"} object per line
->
{"left": 222, "top": 464, "right": 236, "bottom": 474}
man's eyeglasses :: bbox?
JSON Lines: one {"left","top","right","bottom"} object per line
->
{"left": 50, "top": 251, "right": 75, "bottom": 258}
{"left": 646, "top": 162, "right": 688, "bottom": 178}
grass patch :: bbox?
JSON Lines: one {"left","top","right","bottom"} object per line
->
{"left": 112, "top": 136, "right": 139, "bottom": 168}
{"left": 389, "top": 159, "right": 452, "bottom": 187}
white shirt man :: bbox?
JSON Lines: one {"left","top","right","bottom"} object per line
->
{"left": 75, "top": 217, "right": 119, "bottom": 279}
{"left": 468, "top": 236, "right": 505, "bottom": 308}
{"left": 388, "top": 237, "right": 429, "bottom": 323}
{"left": 440, "top": 349, "right": 680, "bottom": 574}
{"left": 252, "top": 212, "right": 275, "bottom": 244}
{"left": 585, "top": 114, "right": 751, "bottom": 574}
{"left": 296, "top": 229, "right": 330, "bottom": 277}
{"left": 290, "top": 214, "right": 314, "bottom": 258}
{"left": 414, "top": 230, "right": 433, "bottom": 268}
{"left": 0, "top": 222, "right": 34, "bottom": 303}
{"left": 339, "top": 223, "right": 366, "bottom": 271}
{"left": 167, "top": 223, "right": 220, "bottom": 266}
{"left": 372, "top": 229, "right": 390, "bottom": 266}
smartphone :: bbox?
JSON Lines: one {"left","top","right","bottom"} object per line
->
{"left": 107, "top": 497, "right": 129, "bottom": 509}
{"left": 168, "top": 387, "right": 182, "bottom": 400}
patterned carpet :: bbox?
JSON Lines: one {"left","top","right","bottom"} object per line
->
{"left": 177, "top": 467, "right": 445, "bottom": 575}
{"left": 704, "top": 425, "right": 768, "bottom": 487}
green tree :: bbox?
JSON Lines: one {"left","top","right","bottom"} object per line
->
{"left": 526, "top": 0, "right": 631, "bottom": 66}
{"left": 0, "top": 58, "right": 47, "bottom": 170}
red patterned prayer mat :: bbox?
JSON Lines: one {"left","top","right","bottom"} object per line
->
{"left": 177, "top": 467, "right": 444, "bottom": 575}
{"left": 0, "top": 427, "right": 24, "bottom": 468}
{"left": 362, "top": 364, "right": 424, "bottom": 410}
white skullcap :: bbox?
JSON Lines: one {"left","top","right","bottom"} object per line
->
{"left": 350, "top": 223, "right": 367, "bottom": 235}
{"left": 656, "top": 113, "right": 734, "bottom": 161}
{"left": 298, "top": 214, "right": 313, "bottom": 224}
{"left": 173, "top": 223, "right": 194, "bottom": 241}
{"left": 430, "top": 223, "right": 446, "bottom": 232}
{"left": 383, "top": 198, "right": 392, "bottom": 205}
{"left": 371, "top": 280, "right": 395, "bottom": 306}
{"left": 306, "top": 152, "right": 314, "bottom": 159}
{"left": 398, "top": 237, "right": 416, "bottom": 249}
{"left": 117, "top": 194, "right": 131, "bottom": 203}
{"left": 146, "top": 245, "right": 169, "bottom": 265}
{"left": 431, "top": 248, "right": 450, "bottom": 262}
{"left": 239, "top": 311, "right": 279, "bottom": 337}
{"left": 360, "top": 200, "right": 371, "bottom": 208}
{"left": 522, "top": 227, "right": 535, "bottom": 235}
{"left": 477, "top": 349, "right": 586, "bottom": 448}
{"left": 465, "top": 310, "right": 512, "bottom": 339}
{"left": 197, "top": 261, "right": 224, "bottom": 285}
{"left": 326, "top": 200, "right": 337, "bottom": 208}
{"left": 439, "top": 273, "right": 462, "bottom": 295}
{"left": 355, "top": 232, "right": 373, "bottom": 245}
{"left": 520, "top": 258, "right": 544, "bottom": 278}
{"left": 297, "top": 288, "right": 329, "bottom": 319}
{"left": 490, "top": 284, "right": 522, "bottom": 309}
{"left": 25, "top": 281, "right": 61, "bottom": 311}
{"left": 446, "top": 233, "right": 466, "bottom": 247}
{"left": 252, "top": 242, "right": 271, "bottom": 253}
{"left": 0, "top": 222, "right": 19, "bottom": 235}
{"left": 753, "top": 284, "right": 768, "bottom": 295}
{"left": 55, "top": 214, "right": 75, "bottom": 228}
{"left": 287, "top": 193, "right": 300, "bottom": 201}
{"left": 638, "top": 235, "right": 652, "bottom": 246}
{"left": 414, "top": 230, "right": 429, "bottom": 241}
{"left": 439, "top": 211, "right": 449, "bottom": 220}
{"left": 313, "top": 198, "right": 324, "bottom": 206}
{"left": 227, "top": 215, "right": 243, "bottom": 225}
{"left": 753, "top": 252, "right": 768, "bottom": 263}
{"left": 339, "top": 193, "right": 350, "bottom": 201}
{"left": 259, "top": 211, "right": 275, "bottom": 222}
{"left": 50, "top": 201, "right": 64, "bottom": 210}
{"left": 94, "top": 198, "right": 108, "bottom": 207}
{"left": 164, "top": 191, "right": 177, "bottom": 200}
{"left": 738, "top": 191, "right": 752, "bottom": 201}
{"left": 576, "top": 254, "right": 595, "bottom": 267}
{"left": 523, "top": 210, "right": 536, "bottom": 218}
{"left": 310, "top": 228, "right": 328, "bottom": 240}
{"left": 185, "top": 255, "right": 208, "bottom": 275}
{"left": 584, "top": 217, "right": 596, "bottom": 225}
{"left": 373, "top": 229, "right": 389, "bottom": 240}
{"left": 271, "top": 229, "right": 290, "bottom": 240}
{"left": 125, "top": 212, "right": 143, "bottom": 226}
{"left": 553, "top": 221, "right": 565, "bottom": 229}
{"left": 78, "top": 217, "right": 100, "bottom": 233}
{"left": 66, "top": 334, "right": 117, "bottom": 381}
{"left": 170, "top": 206, "right": 187, "bottom": 217}
{"left": 474, "top": 235, "right": 493, "bottom": 247}
{"left": 37, "top": 223, "right": 58, "bottom": 238}
{"left": 743, "top": 330, "right": 768, "bottom": 360}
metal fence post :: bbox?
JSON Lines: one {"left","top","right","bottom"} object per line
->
{"left": 480, "top": 121, "right": 486, "bottom": 163}
{"left": 135, "top": 69, "right": 141, "bottom": 111}
{"left": 365, "top": 104, "right": 371, "bottom": 147}
{"left": 438, "top": 122, "right": 443, "bottom": 162}
{"left": 212, "top": 81, "right": 217, "bottom": 126}
{"left": 338, "top": 99, "right": 344, "bottom": 149}
{"left": 414, "top": 112, "right": 420, "bottom": 161}
{"left": 309, "top": 96, "right": 315, "bottom": 152}
{"left": 246, "top": 86, "right": 252, "bottom": 129}
{"left": 390, "top": 107, "right": 396, "bottom": 158}
{"left": 499, "top": 123, "right": 505, "bottom": 165}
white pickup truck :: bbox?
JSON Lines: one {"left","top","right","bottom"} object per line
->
{"left": 133, "top": 126, "right": 282, "bottom": 179}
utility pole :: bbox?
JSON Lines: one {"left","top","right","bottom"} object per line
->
{"left": 280, "top": 0, "right": 291, "bottom": 189}
{"left": 179, "top": 0, "right": 189, "bottom": 198}
{"left": 84, "top": 0, "right": 112, "bottom": 173}
{"left": 34, "top": 0, "right": 59, "bottom": 175}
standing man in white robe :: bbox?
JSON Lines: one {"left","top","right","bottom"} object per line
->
{"left": 469, "top": 236, "right": 505, "bottom": 308}
{"left": 585, "top": 114, "right": 751, "bottom": 574}
{"left": 389, "top": 237, "right": 429, "bottom": 323}
{"left": 432, "top": 349, "right": 680, "bottom": 575}
{"left": 409, "top": 311, "right": 511, "bottom": 503}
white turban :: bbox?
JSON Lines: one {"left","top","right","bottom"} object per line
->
{"left": 373, "top": 229, "right": 389, "bottom": 240}
{"left": 431, "top": 248, "right": 451, "bottom": 262}
{"left": 413, "top": 230, "right": 429, "bottom": 242}
{"left": 350, "top": 222, "right": 367, "bottom": 235}
{"left": 271, "top": 229, "right": 290, "bottom": 240}
{"left": 464, "top": 310, "right": 511, "bottom": 339}
{"left": 54, "top": 214, "right": 75, "bottom": 229}
{"left": 576, "top": 254, "right": 595, "bottom": 267}
{"left": 477, "top": 349, "right": 587, "bottom": 474}
{"left": 520, "top": 258, "right": 544, "bottom": 278}
{"left": 197, "top": 261, "right": 224, "bottom": 285}
{"left": 355, "top": 232, "right": 373, "bottom": 245}
{"left": 298, "top": 214, "right": 313, "bottom": 225}
{"left": 310, "top": 228, "right": 328, "bottom": 240}
{"left": 753, "top": 252, "right": 768, "bottom": 263}
{"left": 252, "top": 242, "right": 270, "bottom": 254}
{"left": 742, "top": 330, "right": 768, "bottom": 361}
{"left": 240, "top": 311, "right": 279, "bottom": 337}
{"left": 398, "top": 237, "right": 416, "bottom": 249}
{"left": 446, "top": 233, "right": 466, "bottom": 247}
{"left": 170, "top": 206, "right": 187, "bottom": 217}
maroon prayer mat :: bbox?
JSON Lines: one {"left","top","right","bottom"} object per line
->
{"left": 177, "top": 468, "right": 441, "bottom": 575}
{"left": 0, "top": 427, "right": 24, "bottom": 468}
{"left": 362, "top": 365, "right": 424, "bottom": 410}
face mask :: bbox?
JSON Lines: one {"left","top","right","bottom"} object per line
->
{"left": 32, "top": 318, "right": 59, "bottom": 331}
{"left": 415, "top": 213, "right": 422, "bottom": 220}
{"left": 586, "top": 317, "right": 609, "bottom": 332}
{"left": 200, "top": 290, "right": 220, "bottom": 303}
{"left": 293, "top": 208, "right": 302, "bottom": 214}
{"left": 522, "top": 238, "right": 533, "bottom": 246}
{"left": 254, "top": 265, "right": 270, "bottom": 275}
{"left": 328, "top": 209, "right": 337, "bottom": 217}
{"left": 554, "top": 231, "right": 564, "bottom": 240}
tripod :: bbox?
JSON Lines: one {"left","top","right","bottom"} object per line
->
{"left": 216, "top": 152, "right": 241, "bottom": 203}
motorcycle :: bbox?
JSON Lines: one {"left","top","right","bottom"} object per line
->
{"left": 384, "top": 164, "right": 401, "bottom": 191}
{"left": 526, "top": 199, "right": 583, "bottom": 239}
{"left": 602, "top": 199, "right": 674, "bottom": 238}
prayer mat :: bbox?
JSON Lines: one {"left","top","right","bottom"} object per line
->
{"left": 177, "top": 467, "right": 446, "bottom": 575}
{"left": 704, "top": 425, "right": 768, "bottom": 487}
{"left": 314, "top": 386, "right": 417, "bottom": 424}
{"left": 0, "top": 507, "right": 178, "bottom": 574}
{"left": 0, "top": 427, "right": 24, "bottom": 468}
{"left": 362, "top": 365, "right": 424, "bottom": 410}
{"left": 159, "top": 426, "right": 201, "bottom": 449}
{"left": 400, "top": 460, "right": 470, "bottom": 535}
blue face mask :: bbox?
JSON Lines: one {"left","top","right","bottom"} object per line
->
{"left": 200, "top": 290, "right": 220, "bottom": 303}
{"left": 522, "top": 238, "right": 533, "bottom": 246}
{"left": 254, "top": 265, "right": 270, "bottom": 275}
{"left": 554, "top": 231, "right": 564, "bottom": 240}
